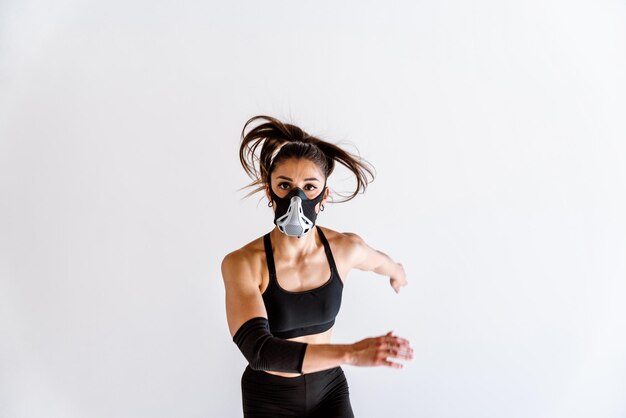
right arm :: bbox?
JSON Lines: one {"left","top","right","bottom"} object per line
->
{"left": 223, "top": 249, "right": 307, "bottom": 373}
{"left": 222, "top": 250, "right": 413, "bottom": 374}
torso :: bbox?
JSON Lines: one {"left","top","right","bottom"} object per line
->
{"left": 252, "top": 225, "right": 351, "bottom": 378}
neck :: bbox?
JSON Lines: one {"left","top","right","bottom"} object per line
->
{"left": 269, "top": 225, "right": 321, "bottom": 259}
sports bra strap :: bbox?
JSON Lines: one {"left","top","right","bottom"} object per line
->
{"left": 263, "top": 233, "right": 276, "bottom": 276}
{"left": 316, "top": 226, "right": 338, "bottom": 273}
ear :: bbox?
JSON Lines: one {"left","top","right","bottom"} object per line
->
{"left": 321, "top": 186, "right": 330, "bottom": 204}
{"left": 265, "top": 184, "right": 272, "bottom": 203}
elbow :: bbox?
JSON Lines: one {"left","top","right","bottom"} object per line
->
{"left": 248, "top": 357, "right": 267, "bottom": 371}
{"left": 233, "top": 317, "right": 307, "bottom": 374}
{"left": 247, "top": 346, "right": 269, "bottom": 371}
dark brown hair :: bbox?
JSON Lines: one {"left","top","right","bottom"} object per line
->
{"left": 239, "top": 115, "right": 375, "bottom": 203}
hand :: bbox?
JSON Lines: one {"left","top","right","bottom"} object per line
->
{"left": 347, "top": 331, "right": 414, "bottom": 369}
{"left": 390, "top": 262, "right": 408, "bottom": 294}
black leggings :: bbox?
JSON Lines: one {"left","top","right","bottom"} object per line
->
{"left": 241, "top": 365, "right": 355, "bottom": 418}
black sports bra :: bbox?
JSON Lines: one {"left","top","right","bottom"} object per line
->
{"left": 261, "top": 226, "right": 344, "bottom": 339}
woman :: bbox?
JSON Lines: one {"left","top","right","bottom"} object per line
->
{"left": 222, "top": 115, "right": 414, "bottom": 418}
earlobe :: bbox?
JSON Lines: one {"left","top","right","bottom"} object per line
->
{"left": 265, "top": 185, "right": 271, "bottom": 203}
{"left": 318, "top": 187, "right": 329, "bottom": 213}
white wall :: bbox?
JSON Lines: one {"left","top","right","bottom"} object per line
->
{"left": 1, "top": 1, "right": 625, "bottom": 417}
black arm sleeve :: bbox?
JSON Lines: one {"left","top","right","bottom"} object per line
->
{"left": 232, "top": 316, "right": 308, "bottom": 373}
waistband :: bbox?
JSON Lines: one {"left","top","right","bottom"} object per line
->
{"left": 243, "top": 365, "right": 343, "bottom": 384}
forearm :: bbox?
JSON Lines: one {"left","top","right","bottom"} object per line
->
{"left": 300, "top": 343, "right": 353, "bottom": 374}
{"left": 371, "top": 250, "right": 400, "bottom": 277}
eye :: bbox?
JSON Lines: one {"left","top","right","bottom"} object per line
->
{"left": 278, "top": 182, "right": 290, "bottom": 190}
{"left": 304, "top": 184, "right": 317, "bottom": 191}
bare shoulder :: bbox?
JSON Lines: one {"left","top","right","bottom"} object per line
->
{"left": 318, "top": 227, "right": 375, "bottom": 274}
{"left": 317, "top": 226, "right": 367, "bottom": 260}
{"left": 221, "top": 235, "right": 265, "bottom": 287}
{"left": 318, "top": 226, "right": 365, "bottom": 246}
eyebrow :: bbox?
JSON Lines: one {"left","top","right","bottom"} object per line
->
{"left": 276, "top": 176, "right": 320, "bottom": 182}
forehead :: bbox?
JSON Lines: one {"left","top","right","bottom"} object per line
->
{"left": 271, "top": 158, "right": 324, "bottom": 181}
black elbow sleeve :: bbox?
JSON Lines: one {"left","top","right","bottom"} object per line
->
{"left": 232, "top": 317, "right": 308, "bottom": 373}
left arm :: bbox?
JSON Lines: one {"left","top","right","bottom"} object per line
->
{"left": 344, "top": 232, "right": 408, "bottom": 293}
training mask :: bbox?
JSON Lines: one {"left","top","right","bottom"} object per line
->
{"left": 269, "top": 186, "right": 327, "bottom": 238}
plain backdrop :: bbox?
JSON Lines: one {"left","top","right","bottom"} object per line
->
{"left": 1, "top": 1, "right": 625, "bottom": 417}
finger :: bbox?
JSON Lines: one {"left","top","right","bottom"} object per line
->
{"left": 393, "top": 348, "right": 414, "bottom": 360}
{"left": 386, "top": 338, "right": 404, "bottom": 352}
{"left": 395, "top": 341, "right": 411, "bottom": 351}
{"left": 386, "top": 346, "right": 414, "bottom": 359}
{"left": 390, "top": 281, "right": 398, "bottom": 293}
{"left": 387, "top": 335, "right": 406, "bottom": 345}
{"left": 383, "top": 360, "right": 404, "bottom": 369}
{"left": 387, "top": 334, "right": 413, "bottom": 351}
{"left": 393, "top": 336, "right": 411, "bottom": 346}
{"left": 388, "top": 342, "right": 413, "bottom": 359}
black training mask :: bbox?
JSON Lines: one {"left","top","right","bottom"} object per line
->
{"left": 269, "top": 186, "right": 326, "bottom": 238}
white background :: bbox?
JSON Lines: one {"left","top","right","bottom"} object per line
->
{"left": 1, "top": 1, "right": 625, "bottom": 417}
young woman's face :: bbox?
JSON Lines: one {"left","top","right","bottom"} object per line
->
{"left": 267, "top": 158, "right": 329, "bottom": 210}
